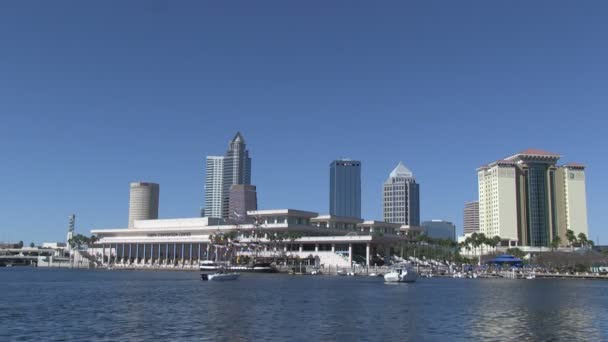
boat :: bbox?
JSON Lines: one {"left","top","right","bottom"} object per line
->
{"left": 337, "top": 270, "right": 347, "bottom": 276}
{"left": 384, "top": 266, "right": 417, "bottom": 283}
{"left": 199, "top": 260, "right": 277, "bottom": 273}
{"left": 347, "top": 271, "right": 355, "bottom": 276}
{"left": 369, "top": 273, "right": 378, "bottom": 277}
{"left": 201, "top": 271, "right": 240, "bottom": 281}
{"left": 525, "top": 274, "right": 536, "bottom": 280}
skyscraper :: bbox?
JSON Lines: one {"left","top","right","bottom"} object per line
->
{"left": 204, "top": 156, "right": 224, "bottom": 219}
{"left": 222, "top": 132, "right": 252, "bottom": 219}
{"left": 463, "top": 201, "right": 479, "bottom": 234}
{"left": 556, "top": 163, "right": 588, "bottom": 239}
{"left": 478, "top": 149, "right": 588, "bottom": 247}
{"left": 204, "top": 132, "right": 252, "bottom": 220}
{"left": 128, "top": 182, "right": 159, "bottom": 228}
{"left": 329, "top": 159, "right": 361, "bottom": 218}
{"left": 383, "top": 162, "right": 420, "bottom": 226}
{"left": 228, "top": 184, "right": 258, "bottom": 223}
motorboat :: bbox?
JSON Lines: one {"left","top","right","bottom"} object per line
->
{"left": 337, "top": 270, "right": 347, "bottom": 276}
{"left": 525, "top": 274, "right": 536, "bottom": 280}
{"left": 347, "top": 271, "right": 355, "bottom": 276}
{"left": 384, "top": 266, "right": 417, "bottom": 283}
{"left": 201, "top": 270, "right": 240, "bottom": 281}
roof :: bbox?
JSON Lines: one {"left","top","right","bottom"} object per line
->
{"left": 388, "top": 162, "right": 414, "bottom": 179}
{"left": 231, "top": 132, "right": 245, "bottom": 144}
{"left": 517, "top": 148, "right": 560, "bottom": 157}
{"left": 563, "top": 162, "right": 585, "bottom": 168}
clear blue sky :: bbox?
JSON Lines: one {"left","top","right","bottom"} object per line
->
{"left": 1, "top": 1, "right": 607, "bottom": 244}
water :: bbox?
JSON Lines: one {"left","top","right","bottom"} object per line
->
{"left": 1, "top": 268, "right": 607, "bottom": 341}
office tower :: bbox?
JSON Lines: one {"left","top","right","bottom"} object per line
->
{"left": 204, "top": 132, "right": 252, "bottom": 220}
{"left": 383, "top": 162, "right": 420, "bottom": 226}
{"left": 228, "top": 184, "right": 258, "bottom": 223}
{"left": 204, "top": 156, "right": 225, "bottom": 218}
{"left": 478, "top": 149, "right": 588, "bottom": 247}
{"left": 421, "top": 220, "right": 456, "bottom": 241}
{"left": 329, "top": 159, "right": 361, "bottom": 218}
{"left": 128, "top": 182, "right": 159, "bottom": 228}
{"left": 463, "top": 201, "right": 479, "bottom": 234}
{"left": 556, "top": 163, "right": 588, "bottom": 239}
{"left": 222, "top": 132, "right": 252, "bottom": 219}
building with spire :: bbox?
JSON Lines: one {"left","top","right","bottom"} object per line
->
{"left": 383, "top": 162, "right": 420, "bottom": 226}
{"left": 477, "top": 149, "right": 588, "bottom": 247}
{"left": 204, "top": 132, "right": 252, "bottom": 220}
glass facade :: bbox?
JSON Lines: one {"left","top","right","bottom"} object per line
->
{"left": 525, "top": 165, "right": 550, "bottom": 246}
{"left": 329, "top": 160, "right": 362, "bottom": 218}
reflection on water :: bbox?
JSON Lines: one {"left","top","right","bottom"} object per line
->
{"left": 0, "top": 269, "right": 607, "bottom": 341}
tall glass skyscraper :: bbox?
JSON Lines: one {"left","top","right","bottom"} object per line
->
{"left": 329, "top": 159, "right": 361, "bottom": 218}
{"left": 204, "top": 132, "right": 252, "bottom": 220}
{"left": 383, "top": 162, "right": 420, "bottom": 226}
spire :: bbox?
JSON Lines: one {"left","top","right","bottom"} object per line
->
{"left": 231, "top": 132, "right": 245, "bottom": 144}
{"left": 389, "top": 162, "right": 414, "bottom": 179}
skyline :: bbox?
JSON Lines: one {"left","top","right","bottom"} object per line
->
{"left": 1, "top": 1, "right": 607, "bottom": 244}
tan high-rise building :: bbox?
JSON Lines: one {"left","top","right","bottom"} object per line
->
{"left": 128, "top": 182, "right": 159, "bottom": 228}
{"left": 478, "top": 149, "right": 589, "bottom": 247}
{"left": 556, "top": 163, "right": 588, "bottom": 240}
{"left": 463, "top": 201, "right": 479, "bottom": 235}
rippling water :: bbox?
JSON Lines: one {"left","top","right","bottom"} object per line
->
{"left": 1, "top": 268, "right": 607, "bottom": 341}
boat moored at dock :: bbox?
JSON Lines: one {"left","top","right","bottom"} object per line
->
{"left": 384, "top": 266, "right": 417, "bottom": 283}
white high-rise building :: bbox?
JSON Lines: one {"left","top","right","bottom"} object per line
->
{"left": 477, "top": 160, "right": 518, "bottom": 241}
{"left": 128, "top": 182, "right": 159, "bottom": 228}
{"left": 204, "top": 156, "right": 225, "bottom": 219}
{"left": 556, "top": 163, "right": 588, "bottom": 238}
{"left": 383, "top": 162, "right": 420, "bottom": 226}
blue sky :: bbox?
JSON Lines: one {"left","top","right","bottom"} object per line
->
{"left": 1, "top": 1, "right": 607, "bottom": 244}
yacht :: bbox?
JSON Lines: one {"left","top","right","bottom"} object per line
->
{"left": 384, "top": 266, "right": 417, "bottom": 283}
{"left": 201, "top": 270, "right": 240, "bottom": 281}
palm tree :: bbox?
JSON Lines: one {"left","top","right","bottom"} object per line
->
{"left": 578, "top": 233, "right": 588, "bottom": 248}
{"left": 492, "top": 236, "right": 501, "bottom": 253}
{"left": 566, "top": 230, "right": 577, "bottom": 250}
{"left": 550, "top": 236, "right": 561, "bottom": 252}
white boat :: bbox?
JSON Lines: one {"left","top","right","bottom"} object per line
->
{"left": 201, "top": 272, "right": 240, "bottom": 281}
{"left": 384, "top": 266, "right": 417, "bottom": 283}
{"left": 369, "top": 273, "right": 378, "bottom": 277}
{"left": 337, "top": 270, "right": 347, "bottom": 276}
{"left": 525, "top": 274, "right": 536, "bottom": 280}
{"left": 347, "top": 271, "right": 355, "bottom": 276}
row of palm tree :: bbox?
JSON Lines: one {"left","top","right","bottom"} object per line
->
{"left": 67, "top": 234, "right": 98, "bottom": 250}
{"left": 458, "top": 232, "right": 501, "bottom": 257}
{"left": 565, "top": 229, "right": 594, "bottom": 249}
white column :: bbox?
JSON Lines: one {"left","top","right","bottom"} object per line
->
{"left": 136, "top": 244, "right": 139, "bottom": 264}
{"left": 102, "top": 245, "right": 106, "bottom": 266}
{"left": 189, "top": 243, "right": 193, "bottom": 263}
{"left": 348, "top": 243, "right": 353, "bottom": 266}
{"left": 158, "top": 244, "right": 161, "bottom": 264}
{"left": 165, "top": 244, "right": 169, "bottom": 264}
{"left": 198, "top": 243, "right": 201, "bottom": 262}
{"left": 181, "top": 244, "right": 185, "bottom": 263}
{"left": 173, "top": 243, "right": 177, "bottom": 264}
{"left": 299, "top": 244, "right": 303, "bottom": 252}
{"left": 122, "top": 244, "right": 125, "bottom": 262}
{"left": 331, "top": 244, "right": 335, "bottom": 253}
{"left": 143, "top": 244, "right": 147, "bottom": 264}
{"left": 366, "top": 243, "right": 370, "bottom": 267}
{"left": 128, "top": 244, "right": 132, "bottom": 262}
{"left": 315, "top": 244, "right": 319, "bottom": 252}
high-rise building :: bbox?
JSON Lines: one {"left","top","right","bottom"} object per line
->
{"left": 463, "top": 201, "right": 479, "bottom": 234}
{"left": 329, "top": 159, "right": 361, "bottom": 218}
{"left": 383, "top": 162, "right": 420, "bottom": 226}
{"left": 128, "top": 182, "right": 159, "bottom": 228}
{"left": 222, "top": 132, "right": 251, "bottom": 219}
{"left": 228, "top": 185, "right": 258, "bottom": 223}
{"left": 556, "top": 163, "right": 588, "bottom": 239}
{"left": 204, "top": 156, "right": 224, "bottom": 219}
{"left": 421, "top": 220, "right": 456, "bottom": 241}
{"left": 478, "top": 149, "right": 588, "bottom": 247}
{"left": 204, "top": 132, "right": 252, "bottom": 220}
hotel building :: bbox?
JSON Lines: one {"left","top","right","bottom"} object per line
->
{"left": 128, "top": 182, "right": 159, "bottom": 228}
{"left": 478, "top": 149, "right": 588, "bottom": 247}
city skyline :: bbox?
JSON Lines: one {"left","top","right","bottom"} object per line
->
{"left": 1, "top": 2, "right": 607, "bottom": 244}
